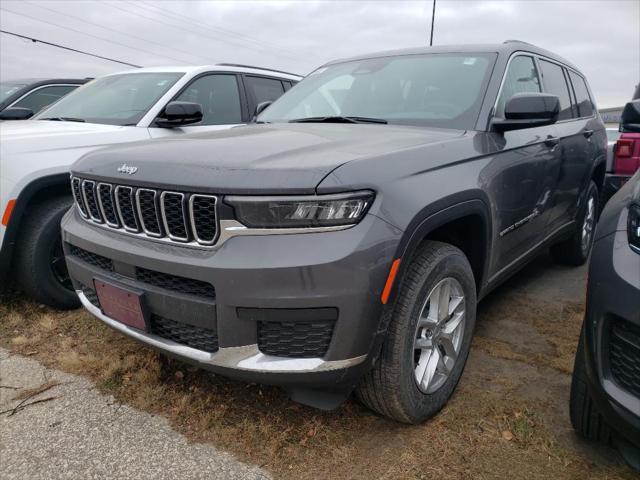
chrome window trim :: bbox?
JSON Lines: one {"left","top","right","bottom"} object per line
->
{"left": 188, "top": 194, "right": 218, "bottom": 245}
{"left": 135, "top": 188, "right": 163, "bottom": 238}
{"left": 81, "top": 179, "right": 103, "bottom": 223}
{"left": 96, "top": 182, "right": 119, "bottom": 228}
{"left": 6, "top": 83, "right": 80, "bottom": 109}
{"left": 493, "top": 50, "right": 596, "bottom": 122}
{"left": 114, "top": 185, "right": 139, "bottom": 232}
{"left": 160, "top": 191, "right": 189, "bottom": 242}
{"left": 71, "top": 177, "right": 89, "bottom": 218}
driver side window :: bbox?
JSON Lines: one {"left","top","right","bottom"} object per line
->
{"left": 175, "top": 74, "right": 242, "bottom": 126}
{"left": 495, "top": 55, "right": 541, "bottom": 118}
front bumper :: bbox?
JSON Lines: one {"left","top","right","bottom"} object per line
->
{"left": 62, "top": 207, "right": 402, "bottom": 389}
{"left": 583, "top": 229, "right": 640, "bottom": 447}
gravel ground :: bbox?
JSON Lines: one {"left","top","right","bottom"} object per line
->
{"left": 0, "top": 348, "right": 269, "bottom": 480}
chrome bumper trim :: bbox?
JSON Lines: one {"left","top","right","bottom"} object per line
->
{"left": 78, "top": 290, "right": 366, "bottom": 373}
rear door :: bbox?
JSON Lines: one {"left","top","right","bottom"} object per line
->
{"left": 542, "top": 64, "right": 596, "bottom": 231}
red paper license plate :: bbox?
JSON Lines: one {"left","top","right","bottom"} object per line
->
{"left": 94, "top": 279, "right": 147, "bottom": 331}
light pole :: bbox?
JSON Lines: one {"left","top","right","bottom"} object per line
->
{"left": 430, "top": 0, "right": 436, "bottom": 46}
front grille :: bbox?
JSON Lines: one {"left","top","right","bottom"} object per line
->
{"left": 150, "top": 315, "right": 218, "bottom": 353}
{"left": 69, "top": 245, "right": 113, "bottom": 271}
{"left": 258, "top": 320, "right": 335, "bottom": 358}
{"left": 609, "top": 319, "right": 640, "bottom": 398}
{"left": 135, "top": 267, "right": 215, "bottom": 299}
{"left": 71, "top": 177, "right": 218, "bottom": 247}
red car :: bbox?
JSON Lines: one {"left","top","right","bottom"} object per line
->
{"left": 605, "top": 96, "right": 640, "bottom": 201}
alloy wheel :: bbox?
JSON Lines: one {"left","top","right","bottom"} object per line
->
{"left": 413, "top": 277, "right": 466, "bottom": 394}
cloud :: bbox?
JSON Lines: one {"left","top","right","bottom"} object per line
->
{"left": 0, "top": 0, "right": 638, "bottom": 107}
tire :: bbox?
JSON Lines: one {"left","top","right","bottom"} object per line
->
{"left": 356, "top": 241, "right": 477, "bottom": 424}
{"left": 15, "top": 196, "right": 80, "bottom": 310}
{"left": 550, "top": 180, "right": 599, "bottom": 266}
{"left": 569, "top": 327, "right": 611, "bottom": 443}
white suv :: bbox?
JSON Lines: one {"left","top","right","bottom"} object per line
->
{"left": 0, "top": 64, "right": 300, "bottom": 308}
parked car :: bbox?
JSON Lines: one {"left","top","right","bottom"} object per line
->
{"left": 63, "top": 41, "right": 606, "bottom": 422}
{"left": 570, "top": 169, "right": 640, "bottom": 469}
{"left": 604, "top": 100, "right": 640, "bottom": 202}
{"left": 0, "top": 78, "right": 89, "bottom": 120}
{"left": 0, "top": 65, "right": 300, "bottom": 308}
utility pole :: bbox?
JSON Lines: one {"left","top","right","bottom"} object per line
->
{"left": 430, "top": 0, "right": 436, "bottom": 46}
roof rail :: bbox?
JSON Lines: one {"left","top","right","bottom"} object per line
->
{"left": 503, "top": 39, "right": 536, "bottom": 47}
{"left": 216, "top": 63, "right": 301, "bottom": 78}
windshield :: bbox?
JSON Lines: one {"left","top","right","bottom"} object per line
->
{"left": 0, "top": 82, "right": 27, "bottom": 102}
{"left": 36, "top": 72, "right": 183, "bottom": 126}
{"left": 259, "top": 53, "right": 496, "bottom": 129}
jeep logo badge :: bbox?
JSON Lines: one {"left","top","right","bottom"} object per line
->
{"left": 117, "top": 164, "right": 138, "bottom": 175}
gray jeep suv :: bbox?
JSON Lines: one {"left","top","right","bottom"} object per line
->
{"left": 62, "top": 41, "right": 606, "bottom": 423}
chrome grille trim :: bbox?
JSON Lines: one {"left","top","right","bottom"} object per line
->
{"left": 135, "top": 188, "right": 163, "bottom": 238}
{"left": 71, "top": 177, "right": 88, "bottom": 218}
{"left": 114, "top": 186, "right": 139, "bottom": 232}
{"left": 97, "top": 182, "right": 119, "bottom": 228}
{"left": 189, "top": 194, "right": 218, "bottom": 245}
{"left": 81, "top": 179, "right": 103, "bottom": 223}
{"left": 160, "top": 191, "right": 189, "bottom": 242}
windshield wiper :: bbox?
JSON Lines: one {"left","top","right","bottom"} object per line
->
{"left": 289, "top": 116, "right": 387, "bottom": 124}
{"left": 41, "top": 117, "right": 86, "bottom": 123}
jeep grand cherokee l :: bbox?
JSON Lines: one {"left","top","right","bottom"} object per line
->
{"left": 62, "top": 41, "right": 606, "bottom": 423}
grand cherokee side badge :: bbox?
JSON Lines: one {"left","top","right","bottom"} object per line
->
{"left": 117, "top": 163, "right": 138, "bottom": 175}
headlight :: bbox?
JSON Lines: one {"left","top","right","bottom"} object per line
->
{"left": 628, "top": 203, "right": 640, "bottom": 253}
{"left": 226, "top": 191, "right": 374, "bottom": 228}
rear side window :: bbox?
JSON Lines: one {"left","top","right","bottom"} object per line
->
{"left": 13, "top": 85, "right": 78, "bottom": 114}
{"left": 569, "top": 71, "right": 594, "bottom": 117}
{"left": 245, "top": 76, "right": 285, "bottom": 104}
{"left": 538, "top": 60, "right": 573, "bottom": 120}
{"left": 175, "top": 74, "right": 242, "bottom": 125}
{"left": 496, "top": 55, "right": 541, "bottom": 118}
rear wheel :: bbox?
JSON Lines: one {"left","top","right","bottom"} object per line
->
{"left": 550, "top": 180, "right": 598, "bottom": 266}
{"left": 356, "top": 241, "right": 476, "bottom": 423}
{"left": 15, "top": 196, "right": 80, "bottom": 310}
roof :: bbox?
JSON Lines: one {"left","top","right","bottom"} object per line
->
{"left": 2, "top": 78, "right": 90, "bottom": 85}
{"left": 103, "top": 64, "right": 301, "bottom": 80}
{"left": 324, "top": 41, "right": 580, "bottom": 73}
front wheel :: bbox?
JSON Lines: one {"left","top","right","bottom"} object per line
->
{"left": 550, "top": 180, "right": 599, "bottom": 266}
{"left": 356, "top": 241, "right": 477, "bottom": 424}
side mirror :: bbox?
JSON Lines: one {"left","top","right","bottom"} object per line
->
{"left": 155, "top": 101, "right": 203, "bottom": 127}
{"left": 254, "top": 101, "right": 272, "bottom": 119}
{"left": 620, "top": 99, "right": 640, "bottom": 133}
{"left": 0, "top": 107, "right": 34, "bottom": 120}
{"left": 493, "top": 93, "right": 560, "bottom": 132}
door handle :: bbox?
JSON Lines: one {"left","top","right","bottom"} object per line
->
{"left": 583, "top": 129, "right": 594, "bottom": 138}
{"left": 544, "top": 136, "right": 560, "bottom": 148}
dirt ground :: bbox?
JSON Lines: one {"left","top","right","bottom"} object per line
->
{"left": 0, "top": 251, "right": 637, "bottom": 479}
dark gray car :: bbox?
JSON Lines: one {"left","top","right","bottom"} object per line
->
{"left": 570, "top": 169, "right": 640, "bottom": 468}
{"left": 62, "top": 41, "right": 606, "bottom": 423}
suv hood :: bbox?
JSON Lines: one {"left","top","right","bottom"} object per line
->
{"left": 73, "top": 123, "right": 465, "bottom": 194}
{"left": 0, "top": 120, "right": 143, "bottom": 155}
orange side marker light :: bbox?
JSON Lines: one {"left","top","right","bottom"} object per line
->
{"left": 2, "top": 199, "right": 16, "bottom": 226}
{"left": 381, "top": 258, "right": 401, "bottom": 305}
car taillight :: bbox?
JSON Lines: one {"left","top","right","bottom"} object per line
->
{"left": 613, "top": 137, "right": 640, "bottom": 175}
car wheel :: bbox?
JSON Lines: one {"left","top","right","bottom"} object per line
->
{"left": 356, "top": 241, "right": 477, "bottom": 424}
{"left": 15, "top": 196, "right": 80, "bottom": 310}
{"left": 550, "top": 180, "right": 599, "bottom": 266}
{"left": 569, "top": 326, "right": 611, "bottom": 443}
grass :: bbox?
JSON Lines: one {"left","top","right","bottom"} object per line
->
{"left": 0, "top": 290, "right": 636, "bottom": 480}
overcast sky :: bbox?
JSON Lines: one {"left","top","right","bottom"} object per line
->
{"left": 0, "top": 0, "right": 638, "bottom": 108}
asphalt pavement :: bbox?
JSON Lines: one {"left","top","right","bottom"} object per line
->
{"left": 0, "top": 348, "right": 269, "bottom": 480}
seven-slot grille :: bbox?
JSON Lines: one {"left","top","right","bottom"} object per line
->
{"left": 71, "top": 177, "right": 218, "bottom": 246}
